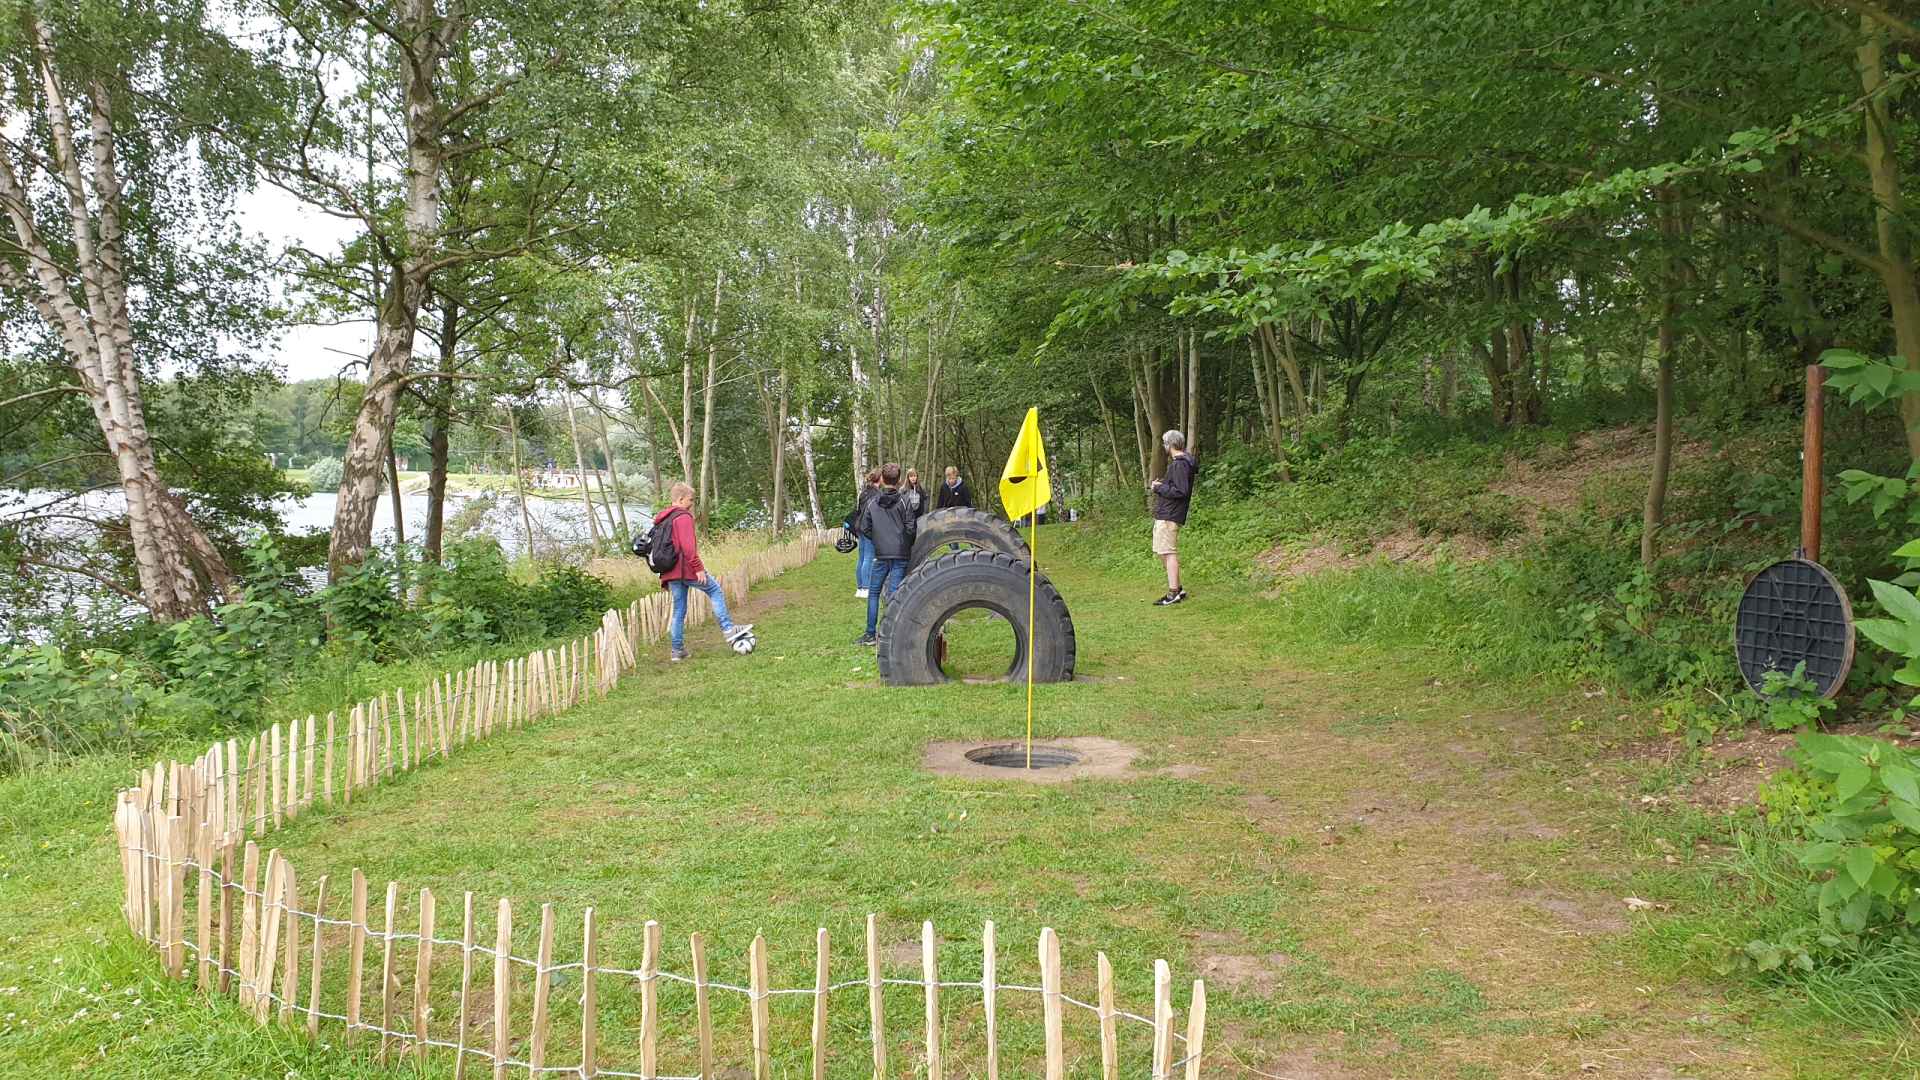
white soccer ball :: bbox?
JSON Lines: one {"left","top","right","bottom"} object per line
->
{"left": 731, "top": 632, "right": 756, "bottom": 655}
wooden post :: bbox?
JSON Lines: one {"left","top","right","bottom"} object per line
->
{"left": 983, "top": 922, "right": 1000, "bottom": 1080}
{"left": 270, "top": 722, "right": 283, "bottom": 831}
{"left": 866, "top": 914, "right": 886, "bottom": 1080}
{"left": 812, "top": 928, "right": 830, "bottom": 1080}
{"left": 750, "top": 933, "right": 771, "bottom": 1080}
{"left": 165, "top": 814, "right": 187, "bottom": 978}
{"left": 307, "top": 874, "right": 330, "bottom": 1039}
{"left": 530, "top": 902, "right": 557, "bottom": 1075}
{"left": 416, "top": 887, "right": 437, "bottom": 1065}
{"left": 581, "top": 907, "right": 599, "bottom": 1080}
{"left": 304, "top": 713, "right": 317, "bottom": 807}
{"left": 456, "top": 892, "right": 477, "bottom": 1080}
{"left": 380, "top": 880, "right": 399, "bottom": 1064}
{"left": 1183, "top": 980, "right": 1207, "bottom": 1080}
{"left": 195, "top": 828, "right": 214, "bottom": 990}
{"left": 1040, "top": 928, "right": 1064, "bottom": 1080}
{"left": 1096, "top": 952, "right": 1119, "bottom": 1080}
{"left": 237, "top": 842, "right": 261, "bottom": 1006}
{"left": 922, "top": 921, "right": 942, "bottom": 1080}
{"left": 347, "top": 869, "right": 368, "bottom": 1044}
{"left": 1151, "top": 959, "right": 1173, "bottom": 1080}
{"left": 1802, "top": 363, "right": 1826, "bottom": 561}
{"left": 279, "top": 861, "right": 301, "bottom": 1026}
{"left": 691, "top": 932, "right": 714, "bottom": 1080}
{"left": 217, "top": 840, "right": 236, "bottom": 994}
{"left": 396, "top": 688, "right": 411, "bottom": 773}
{"left": 344, "top": 706, "right": 358, "bottom": 806}
{"left": 284, "top": 717, "right": 299, "bottom": 818}
{"left": 254, "top": 851, "right": 283, "bottom": 1022}
{"left": 493, "top": 898, "right": 513, "bottom": 1080}
{"left": 323, "top": 712, "right": 336, "bottom": 805}
{"left": 640, "top": 920, "right": 660, "bottom": 1079}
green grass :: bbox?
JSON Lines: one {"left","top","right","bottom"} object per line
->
{"left": 0, "top": 532, "right": 1905, "bottom": 1077}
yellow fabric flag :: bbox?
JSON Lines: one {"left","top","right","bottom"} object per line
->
{"left": 999, "top": 407, "right": 1051, "bottom": 521}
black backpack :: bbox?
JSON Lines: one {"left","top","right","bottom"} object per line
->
{"left": 634, "top": 509, "right": 686, "bottom": 574}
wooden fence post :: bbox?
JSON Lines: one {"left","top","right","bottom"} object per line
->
{"left": 455, "top": 892, "right": 476, "bottom": 1080}
{"left": 983, "top": 921, "right": 1000, "bottom": 1080}
{"left": 307, "top": 874, "right": 330, "bottom": 1039}
{"left": 922, "top": 921, "right": 942, "bottom": 1080}
{"left": 253, "top": 851, "right": 283, "bottom": 1023}
{"left": 379, "top": 880, "right": 399, "bottom": 1064}
{"left": 237, "top": 842, "right": 261, "bottom": 1006}
{"left": 1183, "top": 980, "right": 1207, "bottom": 1080}
{"left": 493, "top": 897, "right": 513, "bottom": 1080}
{"left": 1040, "top": 927, "right": 1064, "bottom": 1080}
{"left": 279, "top": 861, "right": 300, "bottom": 1026}
{"left": 812, "top": 928, "right": 829, "bottom": 1080}
{"left": 581, "top": 907, "right": 599, "bottom": 1080}
{"left": 1151, "top": 959, "right": 1173, "bottom": 1080}
{"left": 1097, "top": 952, "right": 1119, "bottom": 1080}
{"left": 416, "top": 887, "right": 437, "bottom": 1065}
{"left": 530, "top": 902, "right": 556, "bottom": 1075}
{"left": 866, "top": 914, "right": 886, "bottom": 1080}
{"left": 347, "top": 868, "right": 368, "bottom": 1044}
{"left": 750, "top": 933, "right": 771, "bottom": 1080}
{"left": 691, "top": 932, "right": 713, "bottom": 1080}
{"left": 640, "top": 920, "right": 660, "bottom": 1079}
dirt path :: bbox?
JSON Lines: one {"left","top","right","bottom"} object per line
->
{"left": 1154, "top": 661, "right": 1777, "bottom": 1079}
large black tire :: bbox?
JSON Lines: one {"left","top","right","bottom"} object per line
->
{"left": 909, "top": 508, "right": 1029, "bottom": 570}
{"left": 877, "top": 550, "right": 1076, "bottom": 686}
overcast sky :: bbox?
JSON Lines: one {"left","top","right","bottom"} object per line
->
{"left": 236, "top": 178, "right": 373, "bottom": 383}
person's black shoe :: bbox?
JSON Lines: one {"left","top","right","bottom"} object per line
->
{"left": 1154, "top": 588, "right": 1187, "bottom": 606}
{"left": 856, "top": 632, "right": 878, "bottom": 646}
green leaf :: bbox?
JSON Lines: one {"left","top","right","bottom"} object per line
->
{"left": 1846, "top": 845, "right": 1878, "bottom": 889}
{"left": 1889, "top": 798, "right": 1920, "bottom": 833}
{"left": 1836, "top": 763, "right": 1874, "bottom": 801}
{"left": 1857, "top": 617, "right": 1916, "bottom": 657}
{"left": 1870, "top": 578, "right": 1920, "bottom": 630}
{"left": 1884, "top": 764, "right": 1920, "bottom": 805}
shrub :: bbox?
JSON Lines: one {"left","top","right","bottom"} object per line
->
{"left": 306, "top": 456, "right": 344, "bottom": 490}
{"left": 530, "top": 562, "right": 614, "bottom": 633}
{"left": 1760, "top": 733, "right": 1920, "bottom": 935}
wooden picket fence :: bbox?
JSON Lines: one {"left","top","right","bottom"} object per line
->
{"left": 109, "top": 531, "right": 1211, "bottom": 1077}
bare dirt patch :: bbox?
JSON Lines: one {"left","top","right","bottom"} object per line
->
{"left": 1192, "top": 931, "right": 1295, "bottom": 996}
{"left": 922, "top": 735, "right": 1141, "bottom": 783}
{"left": 1259, "top": 530, "right": 1494, "bottom": 581}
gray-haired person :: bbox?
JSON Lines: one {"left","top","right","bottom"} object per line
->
{"left": 1148, "top": 429, "right": 1195, "bottom": 605}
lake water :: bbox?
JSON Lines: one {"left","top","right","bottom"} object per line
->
{"left": 0, "top": 486, "right": 648, "bottom": 638}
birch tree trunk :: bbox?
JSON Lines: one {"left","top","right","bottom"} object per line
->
{"left": 769, "top": 369, "right": 790, "bottom": 536}
{"left": 588, "top": 390, "right": 631, "bottom": 540}
{"left": 697, "top": 271, "right": 724, "bottom": 520}
{"left": 566, "top": 393, "right": 605, "bottom": 554}
{"left": 507, "top": 404, "right": 534, "bottom": 558}
{"left": 849, "top": 340, "right": 871, "bottom": 488}
{"left": 328, "top": 0, "right": 454, "bottom": 582}
{"left": 799, "top": 402, "right": 825, "bottom": 529}
{"left": 0, "top": 18, "right": 231, "bottom": 619}
{"left": 1858, "top": 22, "right": 1920, "bottom": 461}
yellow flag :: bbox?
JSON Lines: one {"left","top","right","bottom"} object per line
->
{"left": 999, "top": 407, "right": 1051, "bottom": 521}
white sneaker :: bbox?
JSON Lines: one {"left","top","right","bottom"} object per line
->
{"left": 856, "top": 588, "right": 869, "bottom": 598}
{"left": 725, "top": 624, "right": 755, "bottom": 643}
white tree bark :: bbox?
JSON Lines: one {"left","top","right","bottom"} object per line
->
{"left": 328, "top": 0, "right": 458, "bottom": 581}
{"left": 0, "top": 17, "right": 232, "bottom": 619}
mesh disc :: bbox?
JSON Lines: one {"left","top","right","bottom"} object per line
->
{"left": 1733, "top": 558, "right": 1854, "bottom": 697}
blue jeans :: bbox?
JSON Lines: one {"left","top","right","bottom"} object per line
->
{"left": 668, "top": 576, "right": 735, "bottom": 651}
{"left": 856, "top": 535, "right": 876, "bottom": 589}
{"left": 866, "top": 559, "right": 907, "bottom": 635}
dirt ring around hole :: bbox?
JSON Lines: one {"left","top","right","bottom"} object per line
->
{"left": 922, "top": 736, "right": 1141, "bottom": 783}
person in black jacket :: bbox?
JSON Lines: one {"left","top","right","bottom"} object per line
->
{"left": 848, "top": 468, "right": 882, "bottom": 598}
{"left": 1149, "top": 430, "right": 1197, "bottom": 605}
{"left": 935, "top": 466, "right": 972, "bottom": 510}
{"left": 856, "top": 463, "right": 917, "bottom": 645}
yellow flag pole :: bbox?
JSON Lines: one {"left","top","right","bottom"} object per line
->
{"left": 1027, "top": 503, "right": 1036, "bottom": 769}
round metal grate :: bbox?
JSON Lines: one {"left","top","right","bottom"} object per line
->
{"left": 1733, "top": 558, "right": 1855, "bottom": 698}
{"left": 963, "top": 744, "right": 1086, "bottom": 769}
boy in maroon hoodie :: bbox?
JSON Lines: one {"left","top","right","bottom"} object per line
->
{"left": 653, "top": 482, "right": 752, "bottom": 661}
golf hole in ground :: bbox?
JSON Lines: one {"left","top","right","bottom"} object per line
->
{"left": 964, "top": 743, "right": 1086, "bottom": 769}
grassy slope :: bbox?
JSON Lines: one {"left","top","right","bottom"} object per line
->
{"left": 0, "top": 535, "right": 1896, "bottom": 1078}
